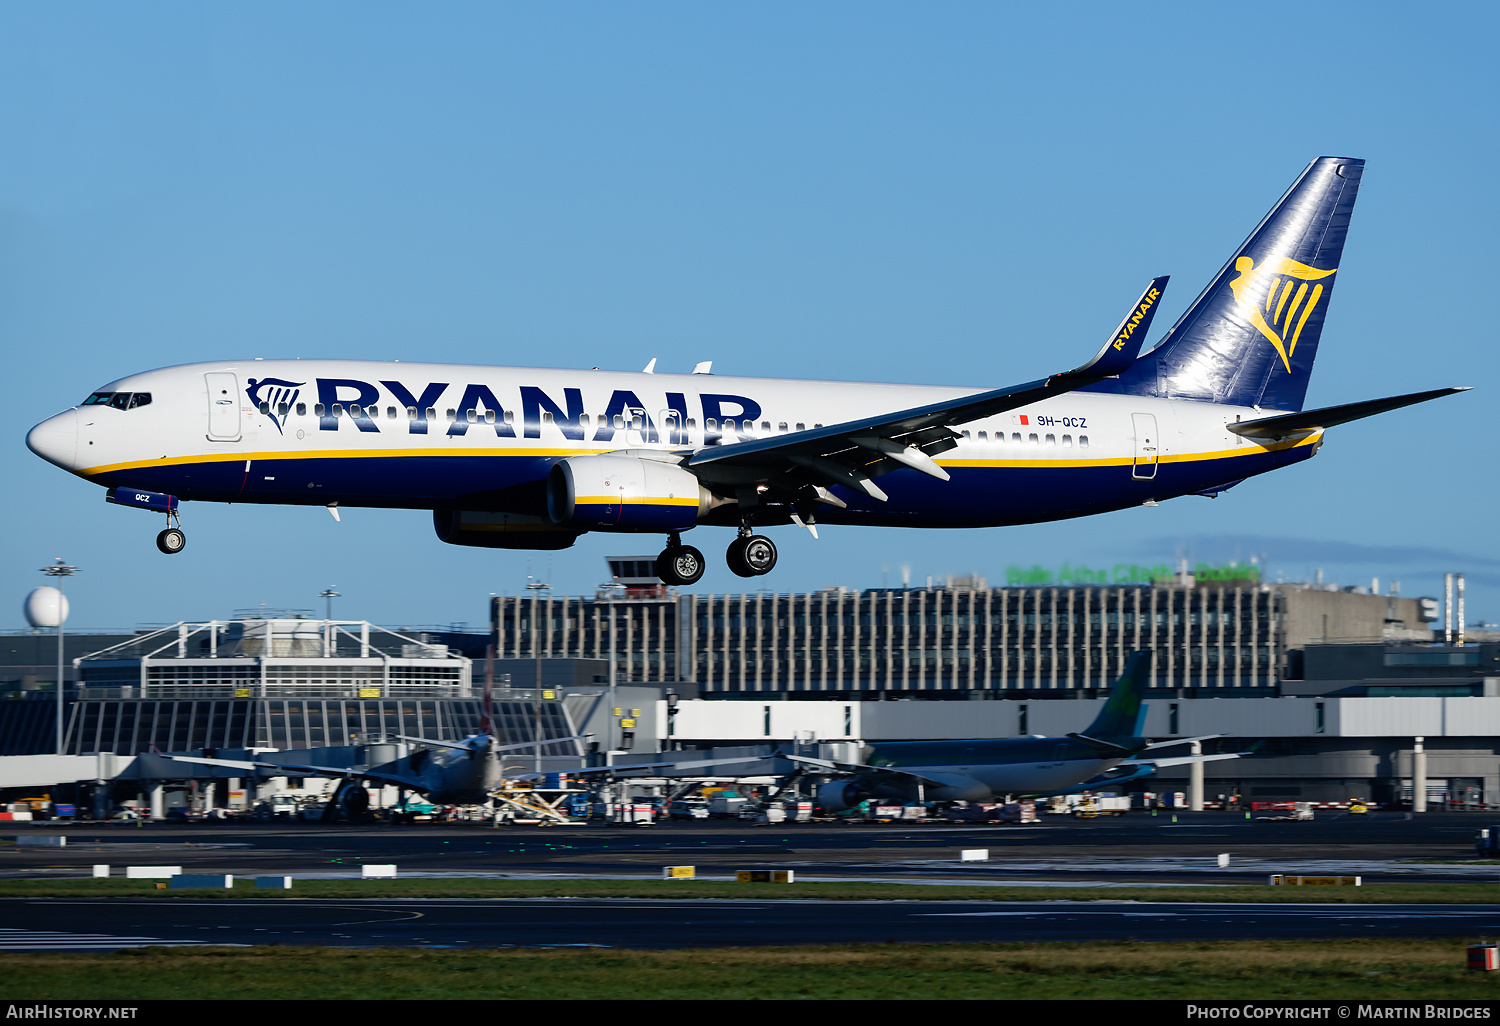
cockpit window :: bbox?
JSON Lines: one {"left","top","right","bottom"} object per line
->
{"left": 81, "top": 391, "right": 151, "bottom": 410}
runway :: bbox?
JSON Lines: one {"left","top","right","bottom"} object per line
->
{"left": 5, "top": 897, "right": 1499, "bottom": 950}
{"left": 3, "top": 811, "right": 1496, "bottom": 950}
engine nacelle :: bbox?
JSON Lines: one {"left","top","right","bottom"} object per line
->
{"left": 816, "top": 780, "right": 868, "bottom": 814}
{"left": 547, "top": 454, "right": 722, "bottom": 532}
{"left": 433, "top": 509, "right": 581, "bottom": 550}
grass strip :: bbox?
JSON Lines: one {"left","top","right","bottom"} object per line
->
{"left": 0, "top": 877, "right": 1497, "bottom": 903}
{"left": 0, "top": 939, "right": 1494, "bottom": 1000}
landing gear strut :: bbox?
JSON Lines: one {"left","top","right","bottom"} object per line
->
{"left": 155, "top": 510, "right": 186, "bottom": 555}
{"left": 726, "top": 527, "right": 777, "bottom": 578}
{"left": 656, "top": 533, "right": 705, "bottom": 586}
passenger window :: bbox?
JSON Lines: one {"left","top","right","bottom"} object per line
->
{"left": 1062, "top": 434, "right": 1073, "bottom": 447}
{"left": 761, "top": 421, "right": 771, "bottom": 432}
{"left": 778, "top": 422, "right": 788, "bottom": 432}
{"left": 722, "top": 418, "right": 735, "bottom": 432}
{"left": 613, "top": 414, "right": 625, "bottom": 430}
{"left": 503, "top": 410, "right": 514, "bottom": 424}
{"left": 277, "top": 402, "right": 289, "bottom": 416}
{"left": 258, "top": 401, "right": 271, "bottom": 414}
{"left": 315, "top": 403, "right": 327, "bottom": 416}
{"left": 795, "top": 422, "right": 805, "bottom": 431}
{"left": 961, "top": 430, "right": 971, "bottom": 439}
{"left": 426, "top": 407, "right": 436, "bottom": 420}
{"left": 578, "top": 414, "right": 590, "bottom": 427}
{"left": 1028, "top": 433, "right": 1039, "bottom": 445}
{"left": 1011, "top": 432, "right": 1021, "bottom": 443}
{"left": 484, "top": 410, "right": 496, "bottom": 424}
{"left": 332, "top": 404, "right": 344, "bottom": 417}
{"left": 705, "top": 417, "right": 717, "bottom": 432}
{"left": 406, "top": 406, "right": 417, "bottom": 420}
{"left": 386, "top": 406, "right": 396, "bottom": 420}
{"left": 976, "top": 431, "right": 987, "bottom": 441}
{"left": 1079, "top": 435, "right": 1089, "bottom": 448}
{"left": 1045, "top": 433, "right": 1055, "bottom": 446}
{"left": 541, "top": 411, "right": 553, "bottom": 424}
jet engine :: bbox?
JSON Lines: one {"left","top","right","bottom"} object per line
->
{"left": 816, "top": 780, "right": 869, "bottom": 814}
{"left": 547, "top": 454, "right": 727, "bottom": 532}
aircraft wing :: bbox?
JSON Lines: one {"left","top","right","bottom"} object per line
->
{"left": 783, "top": 753, "right": 954, "bottom": 788}
{"left": 683, "top": 277, "right": 1168, "bottom": 504}
{"left": 542, "top": 753, "right": 789, "bottom": 778}
{"left": 1123, "top": 752, "right": 1244, "bottom": 770}
{"left": 165, "top": 754, "right": 428, "bottom": 790}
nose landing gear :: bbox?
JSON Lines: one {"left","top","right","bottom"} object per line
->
{"left": 155, "top": 510, "right": 186, "bottom": 555}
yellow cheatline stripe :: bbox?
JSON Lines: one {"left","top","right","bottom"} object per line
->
{"left": 938, "top": 432, "right": 1321, "bottom": 469}
{"left": 79, "top": 446, "right": 616, "bottom": 477}
{"left": 576, "top": 495, "right": 699, "bottom": 507}
{"left": 79, "top": 432, "right": 1321, "bottom": 479}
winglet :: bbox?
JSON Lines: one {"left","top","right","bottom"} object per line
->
{"left": 1071, "top": 276, "right": 1169, "bottom": 377}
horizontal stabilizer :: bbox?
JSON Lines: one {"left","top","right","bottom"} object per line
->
{"left": 1229, "top": 387, "right": 1469, "bottom": 439}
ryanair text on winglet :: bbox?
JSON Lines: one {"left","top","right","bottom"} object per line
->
{"left": 1111, "top": 287, "right": 1161, "bottom": 351}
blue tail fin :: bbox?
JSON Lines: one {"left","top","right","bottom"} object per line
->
{"left": 1084, "top": 652, "right": 1150, "bottom": 739}
{"left": 1089, "top": 157, "right": 1363, "bottom": 412}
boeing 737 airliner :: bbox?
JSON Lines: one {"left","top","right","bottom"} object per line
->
{"left": 26, "top": 157, "right": 1466, "bottom": 583}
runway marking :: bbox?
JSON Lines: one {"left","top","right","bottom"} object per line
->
{"left": 330, "top": 907, "right": 426, "bottom": 925}
{"left": 0, "top": 928, "right": 226, "bottom": 950}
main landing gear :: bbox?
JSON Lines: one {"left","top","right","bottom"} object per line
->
{"left": 726, "top": 531, "right": 777, "bottom": 578}
{"left": 155, "top": 510, "right": 186, "bottom": 555}
{"left": 656, "top": 533, "right": 705, "bottom": 586}
{"left": 654, "top": 527, "right": 778, "bottom": 584}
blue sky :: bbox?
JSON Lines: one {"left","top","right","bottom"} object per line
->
{"left": 4, "top": 2, "right": 1496, "bottom": 632}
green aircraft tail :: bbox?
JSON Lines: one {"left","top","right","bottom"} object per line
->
{"left": 1084, "top": 652, "right": 1150, "bottom": 739}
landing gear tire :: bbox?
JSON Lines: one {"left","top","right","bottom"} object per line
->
{"left": 156, "top": 528, "right": 186, "bottom": 555}
{"left": 656, "top": 545, "right": 705, "bottom": 586}
{"left": 726, "top": 534, "right": 777, "bottom": 577}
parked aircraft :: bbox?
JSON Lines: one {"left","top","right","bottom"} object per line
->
{"left": 27, "top": 157, "right": 1465, "bottom": 582}
{"left": 797, "top": 653, "right": 1238, "bottom": 810}
{"left": 168, "top": 690, "right": 582, "bottom": 814}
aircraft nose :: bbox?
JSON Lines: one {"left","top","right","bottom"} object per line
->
{"left": 26, "top": 409, "right": 79, "bottom": 471}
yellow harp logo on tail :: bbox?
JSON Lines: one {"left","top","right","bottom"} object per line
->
{"left": 1228, "top": 256, "right": 1337, "bottom": 373}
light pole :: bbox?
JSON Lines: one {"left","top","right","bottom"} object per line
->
{"left": 319, "top": 586, "right": 339, "bottom": 621}
{"left": 31, "top": 559, "right": 80, "bottom": 754}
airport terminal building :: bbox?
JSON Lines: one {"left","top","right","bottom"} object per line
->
{"left": 489, "top": 574, "right": 1435, "bottom": 697}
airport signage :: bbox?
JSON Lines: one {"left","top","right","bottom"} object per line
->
{"left": 1003, "top": 562, "right": 1260, "bottom": 586}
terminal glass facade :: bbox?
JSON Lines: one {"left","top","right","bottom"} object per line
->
{"left": 492, "top": 585, "right": 1285, "bottom": 696}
